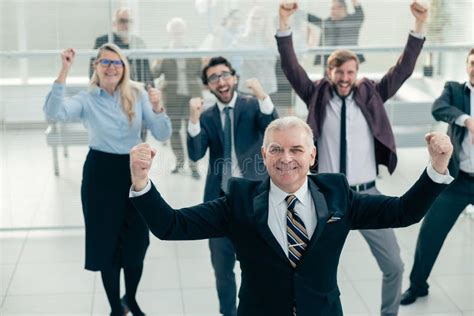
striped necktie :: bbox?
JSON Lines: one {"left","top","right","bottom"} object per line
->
{"left": 286, "top": 194, "right": 309, "bottom": 268}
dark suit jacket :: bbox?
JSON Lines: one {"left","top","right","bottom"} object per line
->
{"left": 89, "top": 33, "right": 154, "bottom": 86}
{"left": 131, "top": 171, "right": 446, "bottom": 316}
{"left": 432, "top": 81, "right": 471, "bottom": 177}
{"left": 152, "top": 58, "right": 202, "bottom": 112}
{"left": 277, "top": 34, "right": 425, "bottom": 174}
{"left": 187, "top": 94, "right": 278, "bottom": 201}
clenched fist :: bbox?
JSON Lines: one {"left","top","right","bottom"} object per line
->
{"left": 61, "top": 48, "right": 76, "bottom": 71}
{"left": 246, "top": 78, "right": 267, "bottom": 101}
{"left": 189, "top": 97, "right": 204, "bottom": 124}
{"left": 130, "top": 143, "right": 156, "bottom": 191}
{"left": 425, "top": 132, "right": 453, "bottom": 175}
{"left": 147, "top": 86, "right": 164, "bottom": 113}
{"left": 279, "top": 0, "right": 299, "bottom": 30}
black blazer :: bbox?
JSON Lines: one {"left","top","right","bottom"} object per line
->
{"left": 187, "top": 94, "right": 278, "bottom": 201}
{"left": 131, "top": 171, "right": 446, "bottom": 316}
{"left": 432, "top": 81, "right": 471, "bottom": 177}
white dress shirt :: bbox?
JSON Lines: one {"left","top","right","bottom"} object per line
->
{"left": 317, "top": 92, "right": 376, "bottom": 186}
{"left": 268, "top": 178, "right": 316, "bottom": 257}
{"left": 454, "top": 82, "right": 474, "bottom": 173}
{"left": 187, "top": 91, "right": 275, "bottom": 178}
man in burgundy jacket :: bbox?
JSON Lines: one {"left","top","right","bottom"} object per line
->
{"left": 277, "top": 2, "right": 428, "bottom": 315}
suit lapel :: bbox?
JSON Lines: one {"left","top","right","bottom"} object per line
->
{"left": 253, "top": 179, "right": 289, "bottom": 263}
{"left": 306, "top": 178, "right": 330, "bottom": 249}
{"left": 233, "top": 96, "right": 243, "bottom": 134}
{"left": 211, "top": 105, "right": 224, "bottom": 145}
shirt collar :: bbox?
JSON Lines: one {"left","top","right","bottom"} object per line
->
{"left": 466, "top": 81, "right": 474, "bottom": 92}
{"left": 269, "top": 178, "right": 309, "bottom": 208}
{"left": 216, "top": 92, "right": 238, "bottom": 112}
{"left": 331, "top": 89, "right": 354, "bottom": 102}
{"left": 91, "top": 85, "right": 120, "bottom": 98}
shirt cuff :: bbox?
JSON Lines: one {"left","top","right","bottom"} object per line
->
{"left": 409, "top": 31, "right": 425, "bottom": 39}
{"left": 455, "top": 114, "right": 470, "bottom": 127}
{"left": 187, "top": 120, "right": 201, "bottom": 137}
{"left": 426, "top": 162, "right": 454, "bottom": 184}
{"left": 276, "top": 29, "right": 292, "bottom": 37}
{"left": 258, "top": 96, "right": 275, "bottom": 115}
{"left": 129, "top": 180, "right": 152, "bottom": 198}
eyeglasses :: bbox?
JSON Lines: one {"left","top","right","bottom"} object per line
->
{"left": 98, "top": 59, "right": 124, "bottom": 68}
{"left": 118, "top": 18, "right": 132, "bottom": 24}
{"left": 207, "top": 71, "right": 233, "bottom": 84}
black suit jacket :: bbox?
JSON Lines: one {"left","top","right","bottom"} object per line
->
{"left": 432, "top": 81, "right": 471, "bottom": 177}
{"left": 277, "top": 34, "right": 424, "bottom": 174}
{"left": 131, "top": 171, "right": 446, "bottom": 316}
{"left": 187, "top": 94, "right": 278, "bottom": 201}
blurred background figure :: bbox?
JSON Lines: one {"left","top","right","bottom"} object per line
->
{"left": 232, "top": 6, "right": 277, "bottom": 97}
{"left": 90, "top": 7, "right": 154, "bottom": 141}
{"left": 200, "top": 9, "right": 245, "bottom": 74}
{"left": 152, "top": 17, "right": 202, "bottom": 179}
{"left": 308, "top": 0, "right": 365, "bottom": 68}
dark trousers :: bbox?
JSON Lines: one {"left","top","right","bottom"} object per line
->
{"left": 209, "top": 237, "right": 237, "bottom": 316}
{"left": 409, "top": 171, "right": 474, "bottom": 291}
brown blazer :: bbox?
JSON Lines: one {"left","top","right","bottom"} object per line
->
{"left": 277, "top": 34, "right": 425, "bottom": 173}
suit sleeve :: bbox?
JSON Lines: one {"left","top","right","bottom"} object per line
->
{"left": 276, "top": 35, "right": 316, "bottom": 108}
{"left": 307, "top": 13, "right": 322, "bottom": 28}
{"left": 348, "top": 170, "right": 447, "bottom": 229}
{"left": 432, "top": 82, "right": 467, "bottom": 124}
{"left": 255, "top": 100, "right": 279, "bottom": 132}
{"left": 130, "top": 182, "right": 230, "bottom": 240}
{"left": 187, "top": 118, "right": 210, "bottom": 161}
{"left": 375, "top": 34, "right": 424, "bottom": 101}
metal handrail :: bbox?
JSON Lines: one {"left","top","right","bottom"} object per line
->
{"left": 0, "top": 43, "right": 472, "bottom": 59}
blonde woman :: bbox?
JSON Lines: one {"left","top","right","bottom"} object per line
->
{"left": 44, "top": 43, "right": 171, "bottom": 316}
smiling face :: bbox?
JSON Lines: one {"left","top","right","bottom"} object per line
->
{"left": 206, "top": 64, "right": 237, "bottom": 104}
{"left": 262, "top": 126, "right": 316, "bottom": 193}
{"left": 94, "top": 49, "right": 124, "bottom": 91}
{"left": 328, "top": 59, "right": 358, "bottom": 97}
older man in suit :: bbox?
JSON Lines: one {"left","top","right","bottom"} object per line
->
{"left": 186, "top": 56, "right": 278, "bottom": 316}
{"left": 277, "top": 2, "right": 428, "bottom": 315}
{"left": 129, "top": 116, "right": 452, "bottom": 316}
{"left": 400, "top": 48, "right": 474, "bottom": 305}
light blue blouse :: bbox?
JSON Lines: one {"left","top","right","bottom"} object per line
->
{"left": 44, "top": 82, "right": 172, "bottom": 154}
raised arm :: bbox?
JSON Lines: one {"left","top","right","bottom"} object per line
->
{"left": 245, "top": 78, "right": 279, "bottom": 131}
{"left": 129, "top": 143, "right": 230, "bottom": 240}
{"left": 142, "top": 87, "right": 172, "bottom": 141}
{"left": 375, "top": 1, "right": 427, "bottom": 101}
{"left": 186, "top": 97, "right": 209, "bottom": 161}
{"left": 277, "top": 1, "right": 316, "bottom": 107}
{"left": 44, "top": 49, "right": 85, "bottom": 122}
{"left": 350, "top": 132, "right": 452, "bottom": 229}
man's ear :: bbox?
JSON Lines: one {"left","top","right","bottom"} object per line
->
{"left": 261, "top": 146, "right": 267, "bottom": 166}
{"left": 310, "top": 146, "right": 317, "bottom": 165}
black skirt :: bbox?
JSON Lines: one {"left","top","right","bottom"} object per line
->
{"left": 81, "top": 149, "right": 149, "bottom": 271}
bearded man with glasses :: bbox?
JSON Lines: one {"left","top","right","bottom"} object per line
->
{"left": 186, "top": 56, "right": 278, "bottom": 316}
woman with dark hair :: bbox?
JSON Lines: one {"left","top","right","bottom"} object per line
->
{"left": 44, "top": 43, "right": 172, "bottom": 316}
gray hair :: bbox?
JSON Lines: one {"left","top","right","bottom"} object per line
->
{"left": 262, "top": 116, "right": 314, "bottom": 149}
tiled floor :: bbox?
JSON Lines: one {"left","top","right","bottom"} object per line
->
{"left": 1, "top": 129, "right": 473, "bottom": 315}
